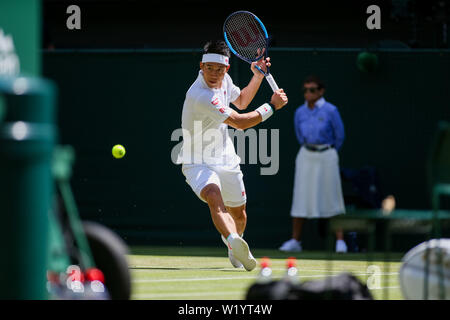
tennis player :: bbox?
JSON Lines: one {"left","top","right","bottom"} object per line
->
{"left": 177, "top": 40, "right": 288, "bottom": 271}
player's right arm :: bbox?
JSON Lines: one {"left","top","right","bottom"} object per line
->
{"left": 225, "top": 89, "right": 288, "bottom": 130}
{"left": 231, "top": 57, "right": 271, "bottom": 111}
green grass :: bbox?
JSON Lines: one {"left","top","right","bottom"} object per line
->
{"left": 127, "top": 246, "right": 405, "bottom": 300}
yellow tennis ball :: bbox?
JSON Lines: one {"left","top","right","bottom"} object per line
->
{"left": 112, "top": 144, "right": 126, "bottom": 159}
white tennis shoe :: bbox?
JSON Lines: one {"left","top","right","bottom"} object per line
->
{"left": 228, "top": 237, "right": 257, "bottom": 271}
{"left": 221, "top": 235, "right": 243, "bottom": 269}
{"left": 279, "top": 239, "right": 302, "bottom": 252}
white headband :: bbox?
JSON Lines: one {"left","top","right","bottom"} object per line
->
{"left": 202, "top": 53, "right": 229, "bottom": 66}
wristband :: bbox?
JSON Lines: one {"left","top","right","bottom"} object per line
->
{"left": 256, "top": 103, "right": 274, "bottom": 122}
{"left": 268, "top": 103, "right": 276, "bottom": 112}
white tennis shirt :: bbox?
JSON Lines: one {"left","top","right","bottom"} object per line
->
{"left": 177, "top": 70, "right": 241, "bottom": 167}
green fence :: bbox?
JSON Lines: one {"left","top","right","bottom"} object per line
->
{"left": 42, "top": 49, "right": 450, "bottom": 249}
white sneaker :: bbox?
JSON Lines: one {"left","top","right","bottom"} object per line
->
{"left": 336, "top": 239, "right": 348, "bottom": 253}
{"left": 279, "top": 239, "right": 302, "bottom": 252}
{"left": 228, "top": 237, "right": 257, "bottom": 271}
{"left": 221, "top": 235, "right": 243, "bottom": 269}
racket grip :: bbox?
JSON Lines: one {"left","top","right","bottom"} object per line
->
{"left": 265, "top": 74, "right": 279, "bottom": 92}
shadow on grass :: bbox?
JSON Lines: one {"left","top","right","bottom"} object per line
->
{"left": 129, "top": 245, "right": 404, "bottom": 262}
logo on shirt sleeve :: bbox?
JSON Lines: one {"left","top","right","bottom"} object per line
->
{"left": 211, "top": 96, "right": 226, "bottom": 114}
{"left": 211, "top": 97, "right": 220, "bottom": 106}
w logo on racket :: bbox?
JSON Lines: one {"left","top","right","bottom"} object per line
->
{"left": 231, "top": 24, "right": 261, "bottom": 47}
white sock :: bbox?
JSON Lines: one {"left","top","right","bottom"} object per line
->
{"left": 222, "top": 233, "right": 243, "bottom": 246}
{"left": 227, "top": 233, "right": 240, "bottom": 244}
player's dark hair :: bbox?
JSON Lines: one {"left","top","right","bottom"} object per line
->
{"left": 303, "top": 75, "right": 325, "bottom": 89}
{"left": 203, "top": 40, "right": 231, "bottom": 58}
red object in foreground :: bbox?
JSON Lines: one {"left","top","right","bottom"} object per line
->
{"left": 286, "top": 257, "right": 297, "bottom": 268}
{"left": 85, "top": 268, "right": 105, "bottom": 284}
{"left": 260, "top": 256, "right": 271, "bottom": 268}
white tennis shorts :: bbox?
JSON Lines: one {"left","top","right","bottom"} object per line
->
{"left": 182, "top": 163, "right": 247, "bottom": 208}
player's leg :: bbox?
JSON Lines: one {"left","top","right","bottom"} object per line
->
{"left": 221, "top": 204, "right": 246, "bottom": 269}
{"left": 225, "top": 204, "right": 246, "bottom": 236}
{"left": 218, "top": 166, "right": 247, "bottom": 236}
{"left": 224, "top": 205, "right": 255, "bottom": 271}
{"left": 200, "top": 184, "right": 256, "bottom": 271}
{"left": 200, "top": 183, "right": 238, "bottom": 238}
{"left": 182, "top": 165, "right": 240, "bottom": 238}
{"left": 201, "top": 185, "right": 255, "bottom": 271}
{"left": 182, "top": 164, "right": 254, "bottom": 269}
{"left": 182, "top": 165, "right": 236, "bottom": 237}
{"left": 216, "top": 167, "right": 256, "bottom": 271}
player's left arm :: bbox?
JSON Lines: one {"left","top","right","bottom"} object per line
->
{"left": 231, "top": 57, "right": 271, "bottom": 110}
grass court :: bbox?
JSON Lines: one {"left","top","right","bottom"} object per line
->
{"left": 128, "top": 246, "right": 404, "bottom": 300}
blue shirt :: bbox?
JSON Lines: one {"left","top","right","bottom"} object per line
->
{"left": 294, "top": 97, "right": 345, "bottom": 150}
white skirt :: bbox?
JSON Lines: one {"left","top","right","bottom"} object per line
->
{"left": 290, "top": 146, "right": 345, "bottom": 218}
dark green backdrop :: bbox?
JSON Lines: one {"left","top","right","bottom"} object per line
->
{"left": 42, "top": 49, "right": 450, "bottom": 249}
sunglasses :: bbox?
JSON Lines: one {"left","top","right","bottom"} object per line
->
{"left": 302, "top": 87, "right": 320, "bottom": 93}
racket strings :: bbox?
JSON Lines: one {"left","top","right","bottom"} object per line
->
{"left": 224, "top": 13, "right": 267, "bottom": 62}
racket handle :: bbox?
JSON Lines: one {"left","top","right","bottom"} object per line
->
{"left": 265, "top": 74, "right": 279, "bottom": 92}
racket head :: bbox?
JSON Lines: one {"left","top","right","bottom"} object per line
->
{"left": 223, "top": 11, "right": 269, "bottom": 64}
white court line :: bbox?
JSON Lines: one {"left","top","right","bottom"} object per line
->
{"left": 132, "top": 272, "right": 399, "bottom": 283}
{"left": 133, "top": 275, "right": 257, "bottom": 283}
{"left": 132, "top": 291, "right": 242, "bottom": 299}
{"left": 370, "top": 286, "right": 400, "bottom": 290}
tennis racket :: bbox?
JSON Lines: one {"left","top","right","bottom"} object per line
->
{"left": 223, "top": 11, "right": 279, "bottom": 92}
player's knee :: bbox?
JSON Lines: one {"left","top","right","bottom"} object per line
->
{"left": 235, "top": 209, "right": 247, "bottom": 224}
{"left": 228, "top": 206, "right": 247, "bottom": 224}
{"left": 200, "top": 184, "right": 222, "bottom": 203}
